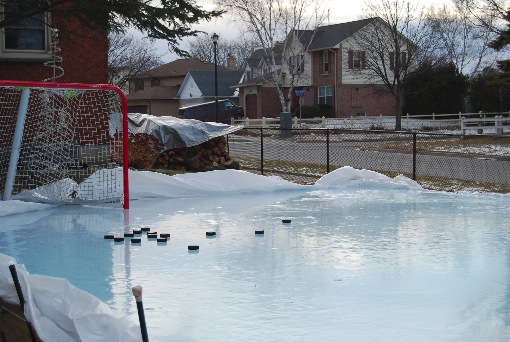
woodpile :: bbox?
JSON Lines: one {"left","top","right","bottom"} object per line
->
{"left": 153, "top": 136, "right": 241, "bottom": 172}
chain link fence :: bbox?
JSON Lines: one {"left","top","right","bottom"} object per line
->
{"left": 227, "top": 128, "right": 510, "bottom": 193}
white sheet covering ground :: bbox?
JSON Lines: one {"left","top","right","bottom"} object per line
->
{"left": 0, "top": 167, "right": 422, "bottom": 341}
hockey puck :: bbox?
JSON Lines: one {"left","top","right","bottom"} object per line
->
{"left": 188, "top": 245, "right": 199, "bottom": 250}
{"left": 124, "top": 233, "right": 134, "bottom": 237}
{"left": 282, "top": 219, "right": 291, "bottom": 223}
{"left": 104, "top": 234, "right": 114, "bottom": 239}
{"left": 255, "top": 230, "right": 264, "bottom": 235}
{"left": 131, "top": 238, "right": 141, "bottom": 243}
{"left": 157, "top": 238, "right": 167, "bottom": 243}
{"left": 206, "top": 231, "right": 216, "bottom": 236}
{"left": 133, "top": 229, "right": 142, "bottom": 235}
{"left": 113, "top": 237, "right": 124, "bottom": 242}
{"left": 160, "top": 233, "right": 170, "bottom": 238}
{"left": 141, "top": 227, "right": 151, "bottom": 232}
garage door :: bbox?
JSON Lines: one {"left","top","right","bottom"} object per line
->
{"left": 245, "top": 94, "right": 257, "bottom": 119}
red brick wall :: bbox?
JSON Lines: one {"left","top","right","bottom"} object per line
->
{"left": 337, "top": 84, "right": 395, "bottom": 116}
{"left": 0, "top": 11, "right": 108, "bottom": 84}
{"left": 259, "top": 87, "right": 283, "bottom": 118}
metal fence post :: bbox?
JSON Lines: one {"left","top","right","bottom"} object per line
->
{"left": 260, "top": 127, "right": 264, "bottom": 176}
{"left": 413, "top": 132, "right": 417, "bottom": 181}
{"left": 326, "top": 129, "right": 330, "bottom": 174}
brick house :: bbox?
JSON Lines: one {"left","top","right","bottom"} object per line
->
{"left": 0, "top": 3, "right": 108, "bottom": 84}
{"left": 126, "top": 58, "right": 230, "bottom": 116}
{"left": 237, "top": 18, "right": 407, "bottom": 118}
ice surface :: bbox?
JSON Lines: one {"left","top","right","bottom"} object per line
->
{"left": 1, "top": 167, "right": 510, "bottom": 341}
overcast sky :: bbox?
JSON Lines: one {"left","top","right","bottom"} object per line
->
{"left": 154, "top": 0, "right": 449, "bottom": 62}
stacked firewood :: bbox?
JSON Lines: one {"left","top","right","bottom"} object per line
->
{"left": 153, "top": 136, "right": 241, "bottom": 172}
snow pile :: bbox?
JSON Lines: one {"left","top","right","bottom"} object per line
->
{"left": 315, "top": 166, "right": 422, "bottom": 190}
{"left": 12, "top": 168, "right": 124, "bottom": 205}
{"left": 0, "top": 166, "right": 421, "bottom": 217}
{"left": 129, "top": 169, "right": 305, "bottom": 199}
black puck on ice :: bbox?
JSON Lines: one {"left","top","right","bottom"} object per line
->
{"left": 131, "top": 238, "right": 141, "bottom": 243}
{"left": 282, "top": 219, "right": 291, "bottom": 223}
{"left": 133, "top": 229, "right": 142, "bottom": 235}
{"left": 104, "top": 234, "right": 114, "bottom": 239}
{"left": 124, "top": 233, "right": 134, "bottom": 238}
{"left": 141, "top": 227, "right": 151, "bottom": 232}
{"left": 188, "top": 245, "right": 199, "bottom": 251}
{"left": 206, "top": 231, "right": 216, "bottom": 236}
{"left": 160, "top": 233, "right": 171, "bottom": 238}
{"left": 255, "top": 230, "right": 264, "bottom": 235}
{"left": 157, "top": 238, "right": 168, "bottom": 243}
{"left": 147, "top": 233, "right": 157, "bottom": 239}
{"left": 114, "top": 237, "right": 124, "bottom": 242}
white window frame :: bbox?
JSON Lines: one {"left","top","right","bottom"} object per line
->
{"left": 318, "top": 85, "right": 333, "bottom": 105}
{"left": 1, "top": 4, "right": 52, "bottom": 60}
{"left": 322, "top": 50, "right": 329, "bottom": 73}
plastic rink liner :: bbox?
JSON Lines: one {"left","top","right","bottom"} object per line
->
{"left": 0, "top": 253, "right": 141, "bottom": 342}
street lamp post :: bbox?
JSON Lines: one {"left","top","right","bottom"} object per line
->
{"left": 212, "top": 33, "right": 219, "bottom": 123}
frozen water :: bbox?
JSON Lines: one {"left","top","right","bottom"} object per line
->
{"left": 1, "top": 167, "right": 510, "bottom": 341}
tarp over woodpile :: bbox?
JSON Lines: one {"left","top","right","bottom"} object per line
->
{"left": 110, "top": 113, "right": 243, "bottom": 150}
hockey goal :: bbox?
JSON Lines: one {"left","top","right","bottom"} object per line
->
{"left": 0, "top": 81, "right": 129, "bottom": 209}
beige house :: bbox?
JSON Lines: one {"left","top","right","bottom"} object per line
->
{"left": 126, "top": 58, "right": 227, "bottom": 116}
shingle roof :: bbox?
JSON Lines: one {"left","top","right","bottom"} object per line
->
{"left": 135, "top": 58, "right": 227, "bottom": 78}
{"left": 126, "top": 86, "right": 180, "bottom": 100}
{"left": 306, "top": 18, "right": 377, "bottom": 51}
{"left": 189, "top": 70, "right": 244, "bottom": 97}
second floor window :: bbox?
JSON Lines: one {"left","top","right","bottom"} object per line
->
{"left": 348, "top": 50, "right": 366, "bottom": 70}
{"left": 135, "top": 80, "right": 144, "bottom": 91}
{"left": 390, "top": 51, "right": 407, "bottom": 70}
{"left": 289, "top": 54, "right": 304, "bottom": 74}
{"left": 151, "top": 78, "right": 160, "bottom": 87}
{"left": 322, "top": 50, "right": 329, "bottom": 73}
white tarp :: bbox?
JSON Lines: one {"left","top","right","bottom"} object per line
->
{"left": 0, "top": 253, "right": 141, "bottom": 342}
{"left": 110, "top": 113, "right": 243, "bottom": 150}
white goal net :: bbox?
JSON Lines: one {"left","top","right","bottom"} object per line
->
{"left": 0, "top": 81, "right": 129, "bottom": 208}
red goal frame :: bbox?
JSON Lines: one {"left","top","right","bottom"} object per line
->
{"left": 0, "top": 80, "right": 130, "bottom": 209}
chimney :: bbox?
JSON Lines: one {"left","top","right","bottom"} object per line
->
{"left": 227, "top": 54, "right": 237, "bottom": 70}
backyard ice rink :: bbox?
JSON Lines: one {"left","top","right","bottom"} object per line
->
{"left": 1, "top": 167, "right": 510, "bottom": 341}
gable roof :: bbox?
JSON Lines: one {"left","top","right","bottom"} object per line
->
{"left": 185, "top": 70, "right": 244, "bottom": 97}
{"left": 305, "top": 18, "right": 377, "bottom": 51}
{"left": 135, "top": 58, "right": 227, "bottom": 78}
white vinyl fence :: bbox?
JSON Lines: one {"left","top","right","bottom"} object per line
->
{"left": 232, "top": 111, "right": 510, "bottom": 134}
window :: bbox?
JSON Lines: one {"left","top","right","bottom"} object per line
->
{"left": 390, "top": 51, "right": 407, "bottom": 70}
{"left": 1, "top": 3, "right": 51, "bottom": 59}
{"left": 348, "top": 50, "right": 366, "bottom": 70}
{"left": 134, "top": 80, "right": 144, "bottom": 91}
{"left": 151, "top": 78, "right": 160, "bottom": 87}
{"left": 289, "top": 54, "right": 304, "bottom": 74}
{"left": 318, "top": 85, "right": 333, "bottom": 106}
{"left": 322, "top": 50, "right": 329, "bottom": 73}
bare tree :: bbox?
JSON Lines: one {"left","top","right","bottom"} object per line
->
{"left": 453, "top": 0, "right": 510, "bottom": 34}
{"left": 108, "top": 32, "right": 163, "bottom": 91}
{"left": 188, "top": 33, "right": 257, "bottom": 69}
{"left": 354, "top": 0, "right": 431, "bottom": 130}
{"left": 425, "top": 2, "right": 497, "bottom": 77}
{"left": 214, "top": 0, "right": 330, "bottom": 112}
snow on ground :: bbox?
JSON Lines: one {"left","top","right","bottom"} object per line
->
{"left": 0, "top": 166, "right": 422, "bottom": 217}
